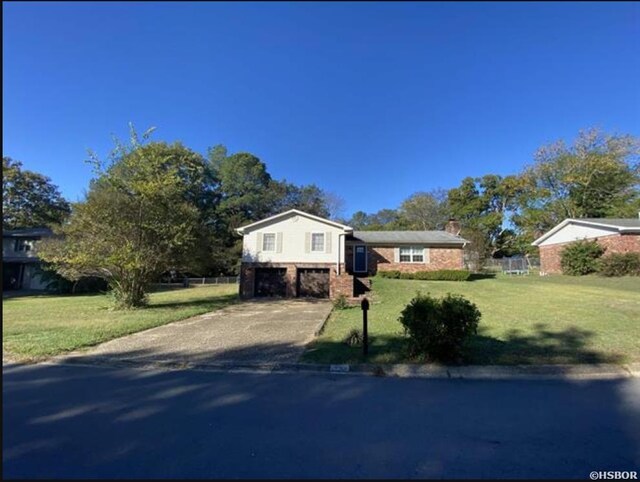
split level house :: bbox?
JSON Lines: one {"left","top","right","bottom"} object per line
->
{"left": 236, "top": 209, "right": 468, "bottom": 300}
{"left": 2, "top": 227, "right": 52, "bottom": 291}
{"left": 532, "top": 216, "right": 640, "bottom": 275}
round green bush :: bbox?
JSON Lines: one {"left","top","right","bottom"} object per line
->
{"left": 598, "top": 252, "right": 640, "bottom": 277}
{"left": 398, "top": 292, "right": 481, "bottom": 362}
{"left": 560, "top": 239, "right": 605, "bottom": 276}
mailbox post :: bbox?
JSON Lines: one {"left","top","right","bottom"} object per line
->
{"left": 361, "top": 297, "right": 370, "bottom": 357}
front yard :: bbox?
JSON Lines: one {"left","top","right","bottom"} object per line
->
{"left": 303, "top": 275, "right": 640, "bottom": 365}
{"left": 3, "top": 285, "right": 238, "bottom": 363}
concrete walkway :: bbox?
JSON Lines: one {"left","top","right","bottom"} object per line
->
{"left": 63, "top": 299, "right": 332, "bottom": 365}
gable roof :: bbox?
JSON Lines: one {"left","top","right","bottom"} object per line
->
{"left": 235, "top": 209, "right": 353, "bottom": 235}
{"left": 351, "top": 230, "right": 468, "bottom": 245}
{"left": 532, "top": 217, "right": 640, "bottom": 246}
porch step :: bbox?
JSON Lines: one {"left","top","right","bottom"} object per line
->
{"left": 353, "top": 276, "right": 371, "bottom": 297}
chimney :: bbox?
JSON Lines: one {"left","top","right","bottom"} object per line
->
{"left": 445, "top": 219, "right": 461, "bottom": 236}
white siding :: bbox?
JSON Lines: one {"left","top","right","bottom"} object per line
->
{"left": 242, "top": 213, "right": 346, "bottom": 263}
{"left": 539, "top": 223, "right": 619, "bottom": 246}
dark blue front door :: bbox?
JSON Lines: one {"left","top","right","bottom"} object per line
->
{"left": 354, "top": 245, "right": 367, "bottom": 272}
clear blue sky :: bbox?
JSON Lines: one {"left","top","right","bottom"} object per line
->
{"left": 3, "top": 1, "right": 639, "bottom": 217}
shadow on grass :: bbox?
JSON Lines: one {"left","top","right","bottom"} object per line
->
{"left": 468, "top": 323, "right": 625, "bottom": 365}
{"left": 304, "top": 323, "right": 625, "bottom": 366}
{"left": 145, "top": 293, "right": 239, "bottom": 310}
{"left": 468, "top": 272, "right": 497, "bottom": 281}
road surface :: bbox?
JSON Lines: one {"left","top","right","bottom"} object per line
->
{"left": 3, "top": 363, "right": 639, "bottom": 479}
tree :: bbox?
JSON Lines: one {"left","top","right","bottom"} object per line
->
{"left": 514, "top": 128, "right": 640, "bottom": 243}
{"left": 270, "top": 181, "right": 331, "bottom": 218}
{"left": 3, "top": 157, "right": 71, "bottom": 230}
{"left": 216, "top": 152, "right": 274, "bottom": 229}
{"left": 398, "top": 189, "right": 449, "bottom": 230}
{"left": 448, "top": 174, "right": 525, "bottom": 266}
{"left": 39, "top": 133, "right": 205, "bottom": 309}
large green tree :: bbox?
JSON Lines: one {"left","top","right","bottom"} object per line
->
{"left": 39, "top": 136, "right": 206, "bottom": 309}
{"left": 513, "top": 128, "right": 640, "bottom": 243}
{"left": 448, "top": 174, "right": 525, "bottom": 265}
{"left": 3, "top": 157, "right": 71, "bottom": 230}
{"left": 398, "top": 189, "right": 450, "bottom": 230}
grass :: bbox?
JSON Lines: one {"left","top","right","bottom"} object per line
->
{"left": 3, "top": 285, "right": 239, "bottom": 362}
{"left": 303, "top": 274, "right": 640, "bottom": 365}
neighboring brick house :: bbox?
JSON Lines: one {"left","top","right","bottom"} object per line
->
{"left": 532, "top": 217, "right": 640, "bottom": 275}
{"left": 236, "top": 209, "right": 468, "bottom": 300}
{"left": 2, "top": 227, "right": 52, "bottom": 290}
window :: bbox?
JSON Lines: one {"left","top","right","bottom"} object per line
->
{"left": 262, "top": 233, "right": 276, "bottom": 252}
{"left": 399, "top": 246, "right": 424, "bottom": 263}
{"left": 311, "top": 233, "right": 325, "bottom": 252}
{"left": 15, "top": 239, "right": 32, "bottom": 252}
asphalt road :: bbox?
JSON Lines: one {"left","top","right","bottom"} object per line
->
{"left": 3, "top": 363, "right": 639, "bottom": 479}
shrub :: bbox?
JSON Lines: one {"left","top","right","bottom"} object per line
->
{"left": 398, "top": 270, "right": 472, "bottom": 281}
{"left": 379, "top": 270, "right": 401, "bottom": 279}
{"left": 343, "top": 328, "right": 363, "bottom": 347}
{"left": 560, "top": 240, "right": 605, "bottom": 276}
{"left": 398, "top": 292, "right": 481, "bottom": 362}
{"left": 332, "top": 294, "right": 350, "bottom": 310}
{"left": 598, "top": 253, "right": 640, "bottom": 277}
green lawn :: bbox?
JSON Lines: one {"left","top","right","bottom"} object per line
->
{"left": 303, "top": 275, "right": 640, "bottom": 365}
{"left": 3, "top": 285, "right": 239, "bottom": 362}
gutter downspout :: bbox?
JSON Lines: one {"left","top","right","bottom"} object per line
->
{"left": 337, "top": 233, "right": 344, "bottom": 275}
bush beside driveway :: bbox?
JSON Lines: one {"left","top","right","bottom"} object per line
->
{"left": 303, "top": 275, "right": 640, "bottom": 365}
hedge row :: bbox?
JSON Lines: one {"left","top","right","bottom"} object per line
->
{"left": 560, "top": 240, "right": 640, "bottom": 277}
{"left": 379, "top": 269, "right": 472, "bottom": 281}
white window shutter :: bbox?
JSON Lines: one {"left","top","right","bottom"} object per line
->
{"left": 424, "top": 247, "right": 430, "bottom": 264}
{"left": 305, "top": 232, "right": 311, "bottom": 253}
{"left": 276, "top": 232, "right": 283, "bottom": 253}
{"left": 325, "top": 232, "right": 332, "bottom": 254}
{"left": 394, "top": 247, "right": 400, "bottom": 262}
{"left": 256, "top": 232, "right": 263, "bottom": 252}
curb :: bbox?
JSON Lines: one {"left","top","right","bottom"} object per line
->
{"left": 45, "top": 355, "right": 639, "bottom": 381}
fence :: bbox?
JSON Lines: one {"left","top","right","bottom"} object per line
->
{"left": 485, "top": 256, "right": 540, "bottom": 275}
{"left": 155, "top": 276, "right": 239, "bottom": 287}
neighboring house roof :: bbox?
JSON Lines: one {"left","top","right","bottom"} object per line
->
{"left": 350, "top": 231, "right": 468, "bottom": 245}
{"left": 532, "top": 217, "right": 640, "bottom": 246}
{"left": 236, "top": 209, "right": 354, "bottom": 234}
{"left": 3, "top": 227, "right": 53, "bottom": 238}
{"left": 2, "top": 257, "right": 42, "bottom": 264}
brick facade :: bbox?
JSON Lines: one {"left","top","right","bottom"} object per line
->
{"left": 345, "top": 244, "right": 464, "bottom": 274}
{"left": 239, "top": 262, "right": 352, "bottom": 299}
{"left": 240, "top": 243, "right": 465, "bottom": 299}
{"left": 539, "top": 233, "right": 640, "bottom": 274}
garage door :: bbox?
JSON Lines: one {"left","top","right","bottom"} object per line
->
{"left": 255, "top": 268, "right": 287, "bottom": 297}
{"left": 297, "top": 269, "right": 330, "bottom": 298}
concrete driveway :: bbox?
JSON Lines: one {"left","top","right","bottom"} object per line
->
{"left": 68, "top": 299, "right": 332, "bottom": 365}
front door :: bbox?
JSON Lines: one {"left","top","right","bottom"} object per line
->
{"left": 354, "top": 245, "right": 367, "bottom": 273}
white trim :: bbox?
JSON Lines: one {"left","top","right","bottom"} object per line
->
{"left": 353, "top": 244, "right": 368, "bottom": 272}
{"left": 236, "top": 209, "right": 353, "bottom": 235}
{"left": 399, "top": 246, "right": 425, "bottom": 263}
{"left": 262, "top": 232, "right": 277, "bottom": 252}
{"left": 531, "top": 218, "right": 640, "bottom": 246}
{"left": 310, "top": 232, "right": 326, "bottom": 252}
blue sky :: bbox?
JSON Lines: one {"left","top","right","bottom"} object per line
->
{"left": 3, "top": 1, "right": 639, "bottom": 217}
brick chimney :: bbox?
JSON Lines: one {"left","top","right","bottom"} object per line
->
{"left": 445, "top": 219, "right": 461, "bottom": 236}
